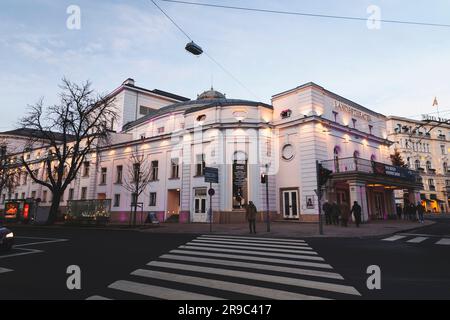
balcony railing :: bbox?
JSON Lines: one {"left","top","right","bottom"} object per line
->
{"left": 321, "top": 157, "right": 421, "bottom": 183}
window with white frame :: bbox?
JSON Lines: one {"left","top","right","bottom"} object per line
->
{"left": 151, "top": 160, "right": 159, "bottom": 180}
{"left": 149, "top": 192, "right": 157, "bottom": 206}
{"left": 195, "top": 154, "right": 205, "bottom": 176}
{"left": 171, "top": 158, "right": 179, "bottom": 179}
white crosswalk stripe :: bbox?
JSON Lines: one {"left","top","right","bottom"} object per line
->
{"left": 0, "top": 267, "right": 13, "bottom": 274}
{"left": 436, "top": 238, "right": 450, "bottom": 245}
{"left": 89, "top": 235, "right": 360, "bottom": 300}
{"left": 406, "top": 237, "right": 428, "bottom": 243}
{"left": 381, "top": 234, "right": 450, "bottom": 246}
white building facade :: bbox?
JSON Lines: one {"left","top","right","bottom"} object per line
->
{"left": 1, "top": 80, "right": 425, "bottom": 223}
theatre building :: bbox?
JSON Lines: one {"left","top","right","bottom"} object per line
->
{"left": 1, "top": 80, "right": 422, "bottom": 223}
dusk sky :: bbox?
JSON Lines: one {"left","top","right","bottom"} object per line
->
{"left": 1, "top": 0, "right": 449, "bottom": 131}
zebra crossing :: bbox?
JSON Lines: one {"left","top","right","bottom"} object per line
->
{"left": 87, "top": 235, "right": 361, "bottom": 300}
{"left": 382, "top": 233, "right": 450, "bottom": 245}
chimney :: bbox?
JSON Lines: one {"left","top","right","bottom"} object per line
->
{"left": 123, "top": 78, "right": 135, "bottom": 86}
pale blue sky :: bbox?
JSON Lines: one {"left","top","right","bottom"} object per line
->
{"left": 1, "top": 0, "right": 449, "bottom": 131}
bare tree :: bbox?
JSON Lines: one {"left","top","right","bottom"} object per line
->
{"left": 19, "top": 78, "right": 117, "bottom": 224}
{"left": 0, "top": 145, "right": 19, "bottom": 201}
{"left": 122, "top": 153, "right": 153, "bottom": 226}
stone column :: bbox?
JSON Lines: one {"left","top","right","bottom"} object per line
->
{"left": 348, "top": 180, "right": 369, "bottom": 222}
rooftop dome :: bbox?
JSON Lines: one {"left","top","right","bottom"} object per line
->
{"left": 197, "top": 87, "right": 226, "bottom": 100}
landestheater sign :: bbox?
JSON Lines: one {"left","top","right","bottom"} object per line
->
{"left": 334, "top": 100, "right": 372, "bottom": 122}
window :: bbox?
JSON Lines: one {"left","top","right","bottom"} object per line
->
{"left": 151, "top": 160, "right": 159, "bottom": 180}
{"left": 266, "top": 139, "right": 272, "bottom": 157}
{"left": 332, "top": 111, "right": 338, "bottom": 122}
{"left": 157, "top": 127, "right": 165, "bottom": 134}
{"left": 149, "top": 192, "right": 157, "bottom": 206}
{"left": 428, "top": 179, "right": 435, "bottom": 190}
{"left": 31, "top": 191, "right": 36, "bottom": 199}
{"left": 446, "top": 180, "right": 450, "bottom": 187}
{"left": 194, "top": 188, "right": 207, "bottom": 214}
{"left": 426, "top": 161, "right": 432, "bottom": 171}
{"left": 444, "top": 162, "right": 449, "bottom": 173}
{"left": 14, "top": 193, "right": 18, "bottom": 200}
{"left": 42, "top": 190, "right": 47, "bottom": 203}
{"left": 352, "top": 118, "right": 357, "bottom": 128}
{"left": 133, "top": 163, "right": 140, "bottom": 182}
{"left": 171, "top": 158, "right": 179, "bottom": 179}
{"left": 139, "top": 105, "right": 155, "bottom": 116}
{"left": 23, "top": 172, "right": 28, "bottom": 185}
{"left": 83, "top": 162, "right": 90, "bottom": 177}
{"left": 415, "top": 160, "right": 421, "bottom": 170}
{"left": 68, "top": 188, "right": 74, "bottom": 201}
{"left": 32, "top": 169, "right": 39, "bottom": 183}
{"left": 113, "top": 194, "right": 120, "bottom": 207}
{"left": 21, "top": 192, "right": 25, "bottom": 199}
{"left": 100, "top": 167, "right": 107, "bottom": 185}
{"left": 1, "top": 194, "right": 5, "bottom": 203}
{"left": 441, "top": 145, "right": 446, "bottom": 155}
{"left": 116, "top": 165, "right": 123, "bottom": 184}
{"left": 131, "top": 193, "right": 137, "bottom": 205}
{"left": 81, "top": 187, "right": 87, "bottom": 200}
{"left": 196, "top": 154, "right": 205, "bottom": 176}
{"left": 368, "top": 125, "right": 373, "bottom": 135}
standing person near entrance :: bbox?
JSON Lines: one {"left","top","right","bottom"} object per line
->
{"left": 396, "top": 204, "right": 402, "bottom": 220}
{"left": 340, "top": 202, "right": 350, "bottom": 227}
{"left": 322, "top": 201, "right": 332, "bottom": 225}
{"left": 245, "top": 201, "right": 257, "bottom": 234}
{"left": 331, "top": 202, "right": 340, "bottom": 225}
{"left": 350, "top": 201, "right": 362, "bottom": 227}
{"left": 417, "top": 201, "right": 425, "bottom": 223}
{"left": 409, "top": 203, "right": 417, "bottom": 221}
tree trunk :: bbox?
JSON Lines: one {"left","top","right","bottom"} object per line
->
{"left": 47, "top": 192, "right": 62, "bottom": 225}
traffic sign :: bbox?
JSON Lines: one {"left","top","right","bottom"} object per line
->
{"left": 208, "top": 188, "right": 215, "bottom": 196}
{"left": 204, "top": 167, "right": 219, "bottom": 183}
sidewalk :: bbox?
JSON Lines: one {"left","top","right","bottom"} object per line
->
{"left": 139, "top": 219, "right": 435, "bottom": 239}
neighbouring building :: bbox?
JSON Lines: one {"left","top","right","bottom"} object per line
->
{"left": 386, "top": 116, "right": 450, "bottom": 213}
{"left": 0, "top": 79, "right": 428, "bottom": 223}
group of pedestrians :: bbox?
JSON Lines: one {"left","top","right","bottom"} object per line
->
{"left": 322, "top": 201, "right": 362, "bottom": 227}
{"left": 396, "top": 202, "right": 425, "bottom": 223}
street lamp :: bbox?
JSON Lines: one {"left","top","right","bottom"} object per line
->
{"left": 261, "top": 163, "right": 271, "bottom": 232}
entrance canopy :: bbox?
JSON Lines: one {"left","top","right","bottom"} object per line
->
{"left": 321, "top": 157, "right": 423, "bottom": 190}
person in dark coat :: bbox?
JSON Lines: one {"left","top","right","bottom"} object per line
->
{"left": 403, "top": 203, "right": 410, "bottom": 220}
{"left": 331, "top": 202, "right": 340, "bottom": 225}
{"left": 322, "top": 201, "right": 332, "bottom": 225}
{"left": 245, "top": 201, "right": 257, "bottom": 234}
{"left": 417, "top": 201, "right": 425, "bottom": 223}
{"left": 396, "top": 204, "right": 402, "bottom": 220}
{"left": 340, "top": 202, "right": 350, "bottom": 227}
{"left": 350, "top": 201, "right": 362, "bottom": 227}
{"left": 409, "top": 203, "right": 417, "bottom": 221}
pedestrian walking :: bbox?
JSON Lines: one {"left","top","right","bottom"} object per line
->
{"left": 340, "top": 202, "right": 350, "bottom": 227}
{"left": 409, "top": 203, "right": 417, "bottom": 221}
{"left": 245, "top": 201, "right": 257, "bottom": 234}
{"left": 396, "top": 204, "right": 402, "bottom": 220}
{"left": 417, "top": 201, "right": 425, "bottom": 223}
{"left": 331, "top": 202, "right": 340, "bottom": 225}
{"left": 322, "top": 201, "right": 332, "bottom": 225}
{"left": 350, "top": 201, "right": 362, "bottom": 227}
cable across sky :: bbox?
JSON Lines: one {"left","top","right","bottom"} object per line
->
{"left": 161, "top": 0, "right": 450, "bottom": 29}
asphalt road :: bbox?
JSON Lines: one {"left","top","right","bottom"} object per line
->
{"left": 0, "top": 216, "right": 449, "bottom": 300}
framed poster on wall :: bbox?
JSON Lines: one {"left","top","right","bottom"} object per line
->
{"left": 305, "top": 195, "right": 315, "bottom": 209}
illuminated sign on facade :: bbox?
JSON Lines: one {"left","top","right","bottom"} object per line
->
{"left": 334, "top": 100, "right": 372, "bottom": 122}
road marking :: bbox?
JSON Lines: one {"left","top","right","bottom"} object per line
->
{"left": 108, "top": 280, "right": 224, "bottom": 300}
{"left": 198, "top": 236, "right": 308, "bottom": 246}
{"left": 399, "top": 233, "right": 450, "bottom": 238}
{"left": 86, "top": 295, "right": 112, "bottom": 300}
{"left": 205, "top": 235, "right": 306, "bottom": 243}
{"left": 179, "top": 245, "right": 324, "bottom": 261}
{"left": 148, "top": 261, "right": 360, "bottom": 296}
{"left": 131, "top": 269, "right": 329, "bottom": 300}
{"left": 0, "top": 267, "right": 13, "bottom": 274}
{"left": 14, "top": 239, "right": 68, "bottom": 247}
{"left": 0, "top": 248, "right": 43, "bottom": 260}
{"left": 193, "top": 238, "right": 312, "bottom": 249}
{"left": 406, "top": 237, "right": 428, "bottom": 243}
{"left": 436, "top": 238, "right": 450, "bottom": 245}
{"left": 169, "top": 249, "right": 333, "bottom": 269}
{"left": 185, "top": 242, "right": 317, "bottom": 255}
{"left": 160, "top": 254, "right": 343, "bottom": 280}
{"left": 382, "top": 235, "right": 407, "bottom": 242}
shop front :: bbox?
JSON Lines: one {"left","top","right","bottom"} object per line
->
{"left": 321, "top": 157, "right": 423, "bottom": 221}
